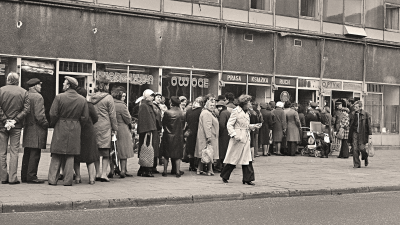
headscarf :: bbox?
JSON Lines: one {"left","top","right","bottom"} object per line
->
{"left": 204, "top": 98, "right": 217, "bottom": 118}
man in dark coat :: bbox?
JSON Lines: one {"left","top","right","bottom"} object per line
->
{"left": 305, "top": 102, "right": 321, "bottom": 127}
{"left": 0, "top": 72, "right": 30, "bottom": 185}
{"left": 137, "top": 89, "right": 161, "bottom": 177}
{"left": 21, "top": 78, "right": 49, "bottom": 184}
{"left": 259, "top": 103, "right": 273, "bottom": 156}
{"left": 161, "top": 96, "right": 185, "bottom": 178}
{"left": 185, "top": 96, "right": 204, "bottom": 171}
{"left": 216, "top": 100, "right": 231, "bottom": 171}
{"left": 349, "top": 101, "right": 372, "bottom": 168}
{"left": 48, "top": 76, "right": 89, "bottom": 186}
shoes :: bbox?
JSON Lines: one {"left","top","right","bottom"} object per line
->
{"left": 9, "top": 181, "right": 21, "bottom": 185}
{"left": 365, "top": 160, "right": 369, "bottom": 167}
{"left": 1, "top": 181, "right": 9, "bottom": 184}
{"left": 207, "top": 171, "right": 214, "bottom": 176}
{"left": 89, "top": 181, "right": 95, "bottom": 185}
{"left": 58, "top": 175, "right": 64, "bottom": 181}
{"left": 119, "top": 174, "right": 125, "bottom": 179}
{"left": 27, "top": 179, "right": 45, "bottom": 184}
{"left": 99, "top": 178, "right": 110, "bottom": 182}
{"left": 176, "top": 174, "right": 181, "bottom": 178}
{"left": 354, "top": 165, "right": 361, "bottom": 168}
{"left": 48, "top": 182, "right": 57, "bottom": 186}
{"left": 107, "top": 173, "right": 114, "bottom": 179}
{"left": 242, "top": 181, "right": 255, "bottom": 186}
{"left": 171, "top": 171, "right": 185, "bottom": 175}
{"left": 74, "top": 179, "right": 82, "bottom": 184}
{"left": 142, "top": 173, "right": 154, "bottom": 177}
{"left": 153, "top": 170, "right": 160, "bottom": 174}
{"left": 125, "top": 173, "right": 133, "bottom": 177}
{"left": 222, "top": 178, "right": 229, "bottom": 183}
{"left": 162, "top": 172, "right": 167, "bottom": 177}
{"left": 189, "top": 167, "right": 197, "bottom": 171}
{"left": 337, "top": 156, "right": 342, "bottom": 158}
{"left": 95, "top": 177, "right": 101, "bottom": 181}
{"left": 137, "top": 171, "right": 143, "bottom": 177}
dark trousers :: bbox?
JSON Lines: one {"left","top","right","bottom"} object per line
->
{"left": 287, "top": 142, "right": 297, "bottom": 156}
{"left": 21, "top": 148, "right": 41, "bottom": 182}
{"left": 352, "top": 133, "right": 368, "bottom": 167}
{"left": 48, "top": 154, "right": 74, "bottom": 185}
{"left": 320, "top": 142, "right": 330, "bottom": 157}
{"left": 220, "top": 162, "right": 255, "bottom": 182}
{"left": 338, "top": 139, "right": 349, "bottom": 158}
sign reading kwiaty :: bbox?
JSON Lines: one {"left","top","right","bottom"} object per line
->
{"left": 97, "top": 71, "right": 153, "bottom": 85}
{"left": 170, "top": 76, "right": 209, "bottom": 88}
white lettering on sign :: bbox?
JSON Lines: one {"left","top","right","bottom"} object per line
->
{"left": 97, "top": 71, "right": 153, "bottom": 85}
{"left": 251, "top": 77, "right": 269, "bottom": 84}
{"left": 279, "top": 79, "right": 291, "bottom": 85}
{"left": 172, "top": 76, "right": 208, "bottom": 88}
{"left": 226, "top": 75, "right": 242, "bottom": 82}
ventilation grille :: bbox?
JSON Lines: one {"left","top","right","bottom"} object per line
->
{"left": 244, "top": 33, "right": 253, "bottom": 42}
{"left": 294, "top": 39, "right": 302, "bottom": 47}
{"left": 367, "top": 83, "right": 383, "bottom": 93}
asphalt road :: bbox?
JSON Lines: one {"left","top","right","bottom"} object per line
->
{"left": 2, "top": 192, "right": 400, "bottom": 225}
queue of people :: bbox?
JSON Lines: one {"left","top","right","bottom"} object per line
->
{"left": 0, "top": 72, "right": 372, "bottom": 186}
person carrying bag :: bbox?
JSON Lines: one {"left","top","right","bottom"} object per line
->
{"left": 139, "top": 133, "right": 154, "bottom": 168}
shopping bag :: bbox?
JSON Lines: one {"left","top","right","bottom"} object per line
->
{"left": 336, "top": 128, "right": 345, "bottom": 139}
{"left": 139, "top": 133, "right": 154, "bottom": 167}
{"left": 110, "top": 134, "right": 120, "bottom": 174}
{"left": 367, "top": 141, "right": 375, "bottom": 157}
{"left": 201, "top": 144, "right": 214, "bottom": 164}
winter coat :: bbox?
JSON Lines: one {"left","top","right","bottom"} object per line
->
{"left": 185, "top": 107, "right": 202, "bottom": 156}
{"left": 259, "top": 108, "right": 273, "bottom": 145}
{"left": 218, "top": 107, "right": 231, "bottom": 160}
{"left": 271, "top": 108, "right": 287, "bottom": 142}
{"left": 195, "top": 109, "right": 219, "bottom": 160}
{"left": 223, "top": 106, "right": 252, "bottom": 165}
{"left": 137, "top": 99, "right": 161, "bottom": 158}
{"left": 333, "top": 110, "right": 345, "bottom": 132}
{"left": 0, "top": 84, "right": 30, "bottom": 128}
{"left": 349, "top": 109, "right": 372, "bottom": 145}
{"left": 298, "top": 113, "right": 306, "bottom": 128}
{"left": 114, "top": 99, "right": 134, "bottom": 159}
{"left": 22, "top": 89, "right": 49, "bottom": 149}
{"left": 321, "top": 111, "right": 333, "bottom": 139}
{"left": 91, "top": 92, "right": 118, "bottom": 149}
{"left": 49, "top": 89, "right": 89, "bottom": 155}
{"left": 305, "top": 108, "right": 321, "bottom": 127}
{"left": 161, "top": 106, "right": 185, "bottom": 159}
{"left": 285, "top": 109, "right": 301, "bottom": 142}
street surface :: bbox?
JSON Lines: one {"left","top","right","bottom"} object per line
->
{"left": 1, "top": 191, "right": 400, "bottom": 225}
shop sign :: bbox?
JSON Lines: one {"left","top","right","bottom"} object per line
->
{"left": 280, "top": 91, "right": 290, "bottom": 102}
{"left": 276, "top": 77, "right": 296, "bottom": 86}
{"left": 97, "top": 71, "right": 153, "bottom": 85}
{"left": 343, "top": 82, "right": 362, "bottom": 91}
{"left": 21, "top": 60, "right": 54, "bottom": 75}
{"left": 171, "top": 76, "right": 209, "bottom": 88}
{"left": 0, "top": 64, "right": 5, "bottom": 76}
{"left": 248, "top": 75, "right": 270, "bottom": 85}
{"left": 321, "top": 80, "right": 342, "bottom": 90}
{"left": 222, "top": 74, "right": 247, "bottom": 83}
{"left": 298, "top": 79, "right": 319, "bottom": 88}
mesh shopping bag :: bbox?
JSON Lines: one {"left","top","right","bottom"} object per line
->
{"left": 139, "top": 133, "right": 154, "bottom": 167}
{"left": 201, "top": 144, "right": 214, "bottom": 164}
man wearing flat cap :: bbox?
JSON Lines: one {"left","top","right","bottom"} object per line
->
{"left": 0, "top": 72, "right": 30, "bottom": 185}
{"left": 21, "top": 78, "right": 49, "bottom": 184}
{"left": 48, "top": 76, "right": 89, "bottom": 186}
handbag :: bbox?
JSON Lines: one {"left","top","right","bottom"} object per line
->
{"left": 367, "top": 140, "right": 375, "bottom": 157}
{"left": 201, "top": 144, "right": 214, "bottom": 164}
{"left": 269, "top": 130, "right": 273, "bottom": 144}
{"left": 336, "top": 128, "right": 345, "bottom": 139}
{"left": 139, "top": 133, "right": 154, "bottom": 167}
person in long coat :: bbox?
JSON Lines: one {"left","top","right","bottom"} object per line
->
{"left": 250, "top": 102, "right": 263, "bottom": 158}
{"left": 216, "top": 100, "right": 231, "bottom": 172}
{"left": 259, "top": 103, "right": 273, "bottom": 156}
{"left": 112, "top": 87, "right": 134, "bottom": 178}
{"left": 161, "top": 96, "right": 185, "bottom": 178}
{"left": 297, "top": 105, "right": 306, "bottom": 128}
{"left": 73, "top": 87, "right": 99, "bottom": 184}
{"left": 337, "top": 107, "right": 350, "bottom": 159}
{"left": 271, "top": 101, "right": 287, "bottom": 155}
{"left": 285, "top": 104, "right": 301, "bottom": 156}
{"left": 220, "top": 94, "right": 261, "bottom": 185}
{"left": 91, "top": 76, "right": 118, "bottom": 182}
{"left": 195, "top": 95, "right": 219, "bottom": 176}
{"left": 48, "top": 76, "right": 89, "bottom": 186}
{"left": 21, "top": 78, "right": 48, "bottom": 184}
{"left": 137, "top": 89, "right": 161, "bottom": 177}
{"left": 185, "top": 96, "right": 204, "bottom": 171}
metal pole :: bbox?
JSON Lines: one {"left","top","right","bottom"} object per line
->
{"left": 127, "top": 65, "right": 130, "bottom": 110}
{"left": 190, "top": 70, "right": 193, "bottom": 101}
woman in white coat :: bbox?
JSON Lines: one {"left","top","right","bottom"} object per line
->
{"left": 220, "top": 95, "right": 261, "bottom": 185}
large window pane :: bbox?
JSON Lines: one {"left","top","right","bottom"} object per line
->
{"left": 383, "top": 86, "right": 400, "bottom": 134}
{"left": 344, "top": 0, "right": 363, "bottom": 24}
{"left": 365, "top": 0, "right": 384, "bottom": 29}
{"left": 222, "top": 0, "right": 249, "bottom": 10}
{"left": 323, "top": 0, "right": 343, "bottom": 23}
{"left": 365, "top": 93, "right": 382, "bottom": 134}
{"left": 301, "top": 0, "right": 318, "bottom": 18}
{"left": 251, "top": 0, "right": 271, "bottom": 11}
{"left": 386, "top": 5, "right": 400, "bottom": 30}
{"left": 276, "top": 0, "right": 298, "bottom": 17}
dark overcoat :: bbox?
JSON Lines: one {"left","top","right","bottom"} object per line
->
{"left": 285, "top": 109, "right": 301, "bottom": 142}
{"left": 259, "top": 108, "right": 273, "bottom": 145}
{"left": 49, "top": 89, "right": 89, "bottom": 155}
{"left": 348, "top": 109, "right": 372, "bottom": 145}
{"left": 161, "top": 106, "right": 185, "bottom": 159}
{"left": 218, "top": 107, "right": 231, "bottom": 159}
{"left": 137, "top": 99, "right": 161, "bottom": 158}
{"left": 23, "top": 89, "right": 49, "bottom": 149}
{"left": 271, "top": 108, "right": 287, "bottom": 142}
{"left": 185, "top": 107, "right": 202, "bottom": 156}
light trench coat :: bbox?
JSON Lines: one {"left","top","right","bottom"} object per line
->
{"left": 223, "top": 106, "right": 252, "bottom": 165}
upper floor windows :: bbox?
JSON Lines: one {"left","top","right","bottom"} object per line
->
{"left": 344, "top": 0, "right": 363, "bottom": 25}
{"left": 250, "top": 0, "right": 272, "bottom": 12}
{"left": 300, "top": 0, "right": 319, "bottom": 19}
{"left": 386, "top": 4, "right": 400, "bottom": 31}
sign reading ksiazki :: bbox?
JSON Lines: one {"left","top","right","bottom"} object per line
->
{"left": 222, "top": 74, "right": 271, "bottom": 85}
{"left": 170, "top": 76, "right": 209, "bottom": 88}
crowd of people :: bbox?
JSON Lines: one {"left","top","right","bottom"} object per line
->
{"left": 0, "top": 72, "right": 372, "bottom": 186}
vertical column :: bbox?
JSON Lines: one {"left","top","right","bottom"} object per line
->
{"left": 189, "top": 70, "right": 193, "bottom": 101}
{"left": 246, "top": 74, "right": 248, "bottom": 94}
{"left": 127, "top": 65, "right": 130, "bottom": 110}
{"left": 158, "top": 68, "right": 163, "bottom": 94}
{"left": 17, "top": 58, "right": 21, "bottom": 87}
{"left": 295, "top": 78, "right": 299, "bottom": 103}
{"left": 55, "top": 60, "right": 59, "bottom": 95}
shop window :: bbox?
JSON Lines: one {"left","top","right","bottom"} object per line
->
{"left": 365, "top": 93, "right": 382, "bottom": 134}
{"left": 301, "top": 0, "right": 318, "bottom": 19}
{"left": 221, "top": 84, "right": 246, "bottom": 101}
{"left": 365, "top": 0, "right": 384, "bottom": 29}
{"left": 248, "top": 85, "right": 271, "bottom": 104}
{"left": 276, "top": 0, "right": 298, "bottom": 17}
{"left": 251, "top": 0, "right": 271, "bottom": 11}
{"left": 344, "top": 0, "right": 363, "bottom": 25}
{"left": 385, "top": 4, "right": 400, "bottom": 30}
{"left": 59, "top": 61, "right": 92, "bottom": 74}
{"left": 222, "top": 0, "right": 249, "bottom": 10}
{"left": 0, "top": 57, "right": 17, "bottom": 88}
{"left": 383, "top": 86, "right": 399, "bottom": 134}
{"left": 323, "top": 0, "right": 343, "bottom": 23}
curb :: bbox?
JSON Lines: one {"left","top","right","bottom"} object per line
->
{"left": 2, "top": 185, "right": 400, "bottom": 213}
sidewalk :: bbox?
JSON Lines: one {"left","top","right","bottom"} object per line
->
{"left": 1, "top": 150, "right": 400, "bottom": 213}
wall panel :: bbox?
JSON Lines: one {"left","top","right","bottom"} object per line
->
{"left": 366, "top": 45, "right": 400, "bottom": 84}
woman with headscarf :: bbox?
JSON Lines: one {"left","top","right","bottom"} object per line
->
{"left": 272, "top": 101, "right": 287, "bottom": 156}
{"left": 185, "top": 96, "right": 204, "bottom": 171}
{"left": 195, "top": 94, "right": 219, "bottom": 176}
{"left": 259, "top": 103, "right": 273, "bottom": 156}
{"left": 220, "top": 95, "right": 261, "bottom": 185}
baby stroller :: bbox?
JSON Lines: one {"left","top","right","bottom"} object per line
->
{"left": 300, "top": 122, "right": 330, "bottom": 157}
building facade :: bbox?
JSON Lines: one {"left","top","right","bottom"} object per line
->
{"left": 0, "top": 0, "right": 399, "bottom": 146}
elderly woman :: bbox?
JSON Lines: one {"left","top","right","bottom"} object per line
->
{"left": 91, "top": 75, "right": 118, "bottom": 182}
{"left": 337, "top": 107, "right": 350, "bottom": 159}
{"left": 220, "top": 95, "right": 261, "bottom": 185}
{"left": 195, "top": 94, "right": 219, "bottom": 176}
{"left": 185, "top": 96, "right": 204, "bottom": 171}
{"left": 272, "top": 101, "right": 287, "bottom": 156}
{"left": 110, "top": 87, "right": 134, "bottom": 178}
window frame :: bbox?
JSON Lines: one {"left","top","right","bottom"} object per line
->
{"left": 194, "top": 0, "right": 220, "bottom": 7}
{"left": 249, "top": 0, "right": 273, "bottom": 14}
{"left": 365, "top": 92, "right": 384, "bottom": 134}
{"left": 384, "top": 3, "right": 400, "bottom": 32}
{"left": 299, "top": 0, "right": 320, "bottom": 21}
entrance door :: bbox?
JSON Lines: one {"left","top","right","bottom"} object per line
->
{"left": 298, "top": 89, "right": 316, "bottom": 107}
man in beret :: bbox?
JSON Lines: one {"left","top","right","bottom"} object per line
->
{"left": 0, "top": 72, "right": 30, "bottom": 184}
{"left": 21, "top": 78, "right": 49, "bottom": 184}
{"left": 48, "top": 76, "right": 89, "bottom": 186}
